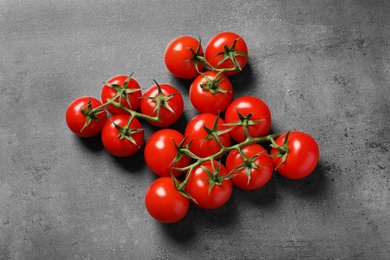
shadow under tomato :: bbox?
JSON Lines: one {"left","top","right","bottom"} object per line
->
{"left": 273, "top": 159, "right": 331, "bottom": 199}
{"left": 111, "top": 145, "right": 147, "bottom": 174}
{"left": 77, "top": 134, "right": 104, "bottom": 152}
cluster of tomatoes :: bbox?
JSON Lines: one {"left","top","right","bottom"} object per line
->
{"left": 65, "top": 32, "right": 320, "bottom": 224}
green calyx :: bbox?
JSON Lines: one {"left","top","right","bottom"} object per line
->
{"left": 199, "top": 73, "right": 230, "bottom": 95}
{"left": 80, "top": 97, "right": 106, "bottom": 133}
{"left": 113, "top": 116, "right": 143, "bottom": 147}
{"left": 224, "top": 109, "right": 263, "bottom": 140}
{"left": 202, "top": 115, "right": 232, "bottom": 148}
{"left": 104, "top": 73, "right": 140, "bottom": 110}
{"left": 215, "top": 38, "right": 248, "bottom": 71}
{"left": 145, "top": 80, "right": 177, "bottom": 118}
{"left": 269, "top": 131, "right": 290, "bottom": 169}
{"left": 202, "top": 160, "right": 233, "bottom": 195}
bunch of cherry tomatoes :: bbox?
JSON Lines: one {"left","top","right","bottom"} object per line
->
{"left": 65, "top": 32, "right": 320, "bottom": 224}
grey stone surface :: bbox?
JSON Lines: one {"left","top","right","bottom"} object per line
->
{"left": 1, "top": 0, "right": 390, "bottom": 259}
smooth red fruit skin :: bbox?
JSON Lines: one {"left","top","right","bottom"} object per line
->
{"left": 185, "top": 160, "right": 232, "bottom": 209}
{"left": 224, "top": 96, "right": 271, "bottom": 143}
{"left": 226, "top": 144, "right": 274, "bottom": 190}
{"left": 101, "top": 114, "right": 144, "bottom": 157}
{"left": 65, "top": 96, "right": 107, "bottom": 138}
{"left": 140, "top": 84, "right": 184, "bottom": 127}
{"left": 144, "top": 129, "right": 190, "bottom": 177}
{"left": 164, "top": 36, "right": 204, "bottom": 79}
{"left": 184, "top": 113, "right": 231, "bottom": 158}
{"left": 205, "top": 31, "right": 248, "bottom": 76}
{"left": 101, "top": 75, "right": 142, "bottom": 115}
{"left": 145, "top": 177, "right": 189, "bottom": 224}
{"left": 270, "top": 131, "right": 320, "bottom": 180}
{"left": 189, "top": 71, "right": 233, "bottom": 114}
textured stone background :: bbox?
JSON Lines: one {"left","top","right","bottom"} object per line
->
{"left": 1, "top": 0, "right": 389, "bottom": 259}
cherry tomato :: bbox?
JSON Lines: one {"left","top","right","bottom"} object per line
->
{"left": 144, "top": 129, "right": 191, "bottom": 177}
{"left": 101, "top": 75, "right": 142, "bottom": 115}
{"left": 65, "top": 96, "right": 107, "bottom": 138}
{"left": 205, "top": 31, "right": 248, "bottom": 76}
{"left": 270, "top": 131, "right": 320, "bottom": 180}
{"left": 185, "top": 160, "right": 232, "bottom": 209}
{"left": 140, "top": 83, "right": 184, "bottom": 127}
{"left": 226, "top": 144, "right": 274, "bottom": 190}
{"left": 224, "top": 96, "right": 271, "bottom": 143}
{"left": 164, "top": 36, "right": 204, "bottom": 79}
{"left": 145, "top": 177, "right": 189, "bottom": 223}
{"left": 189, "top": 71, "right": 233, "bottom": 114}
{"left": 101, "top": 114, "right": 144, "bottom": 157}
{"left": 184, "top": 113, "right": 231, "bottom": 158}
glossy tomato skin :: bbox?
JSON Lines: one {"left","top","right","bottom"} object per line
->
{"left": 224, "top": 96, "right": 271, "bottom": 143}
{"left": 101, "top": 75, "right": 142, "bottom": 115}
{"left": 226, "top": 144, "right": 274, "bottom": 190}
{"left": 140, "top": 84, "right": 184, "bottom": 127}
{"left": 65, "top": 96, "right": 107, "bottom": 138}
{"left": 205, "top": 32, "right": 248, "bottom": 76}
{"left": 164, "top": 36, "right": 204, "bottom": 79}
{"left": 101, "top": 114, "right": 144, "bottom": 157}
{"left": 270, "top": 131, "right": 320, "bottom": 180}
{"left": 145, "top": 177, "right": 189, "bottom": 223}
{"left": 144, "top": 129, "right": 191, "bottom": 177}
{"left": 184, "top": 113, "right": 231, "bottom": 158}
{"left": 189, "top": 71, "right": 233, "bottom": 114}
{"left": 185, "top": 160, "right": 232, "bottom": 209}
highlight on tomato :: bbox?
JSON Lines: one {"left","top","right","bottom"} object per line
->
{"left": 144, "top": 129, "right": 190, "bottom": 177}
{"left": 65, "top": 96, "right": 107, "bottom": 138}
{"left": 145, "top": 177, "right": 190, "bottom": 224}
{"left": 101, "top": 114, "right": 144, "bottom": 157}
{"left": 226, "top": 143, "right": 274, "bottom": 190}
{"left": 270, "top": 131, "right": 320, "bottom": 180}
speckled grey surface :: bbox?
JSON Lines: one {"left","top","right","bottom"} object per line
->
{"left": 1, "top": 0, "right": 390, "bottom": 259}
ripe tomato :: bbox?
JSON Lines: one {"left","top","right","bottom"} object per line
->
{"left": 164, "top": 35, "right": 204, "bottom": 79}
{"left": 185, "top": 160, "right": 232, "bottom": 209}
{"left": 145, "top": 177, "right": 189, "bottom": 223}
{"left": 189, "top": 71, "right": 233, "bottom": 114}
{"left": 144, "top": 129, "right": 191, "bottom": 177}
{"left": 224, "top": 96, "right": 271, "bottom": 143}
{"left": 205, "top": 31, "right": 248, "bottom": 76}
{"left": 140, "top": 83, "right": 184, "bottom": 127}
{"left": 65, "top": 96, "right": 107, "bottom": 138}
{"left": 184, "top": 113, "right": 231, "bottom": 158}
{"left": 101, "top": 75, "right": 142, "bottom": 115}
{"left": 270, "top": 131, "right": 320, "bottom": 180}
{"left": 101, "top": 114, "right": 144, "bottom": 157}
{"left": 226, "top": 144, "right": 274, "bottom": 190}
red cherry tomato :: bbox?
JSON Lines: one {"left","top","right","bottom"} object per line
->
{"left": 65, "top": 96, "right": 107, "bottom": 138}
{"left": 101, "top": 75, "right": 142, "bottom": 115}
{"left": 205, "top": 31, "right": 248, "bottom": 76}
{"left": 189, "top": 71, "right": 233, "bottom": 114}
{"left": 144, "top": 129, "right": 191, "bottom": 177}
{"left": 185, "top": 160, "right": 232, "bottom": 209}
{"left": 184, "top": 113, "right": 231, "bottom": 158}
{"left": 226, "top": 144, "right": 274, "bottom": 190}
{"left": 270, "top": 131, "right": 320, "bottom": 180}
{"left": 101, "top": 114, "right": 144, "bottom": 157}
{"left": 140, "top": 83, "right": 184, "bottom": 127}
{"left": 224, "top": 96, "right": 271, "bottom": 143}
{"left": 164, "top": 36, "right": 204, "bottom": 79}
{"left": 145, "top": 177, "right": 189, "bottom": 223}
